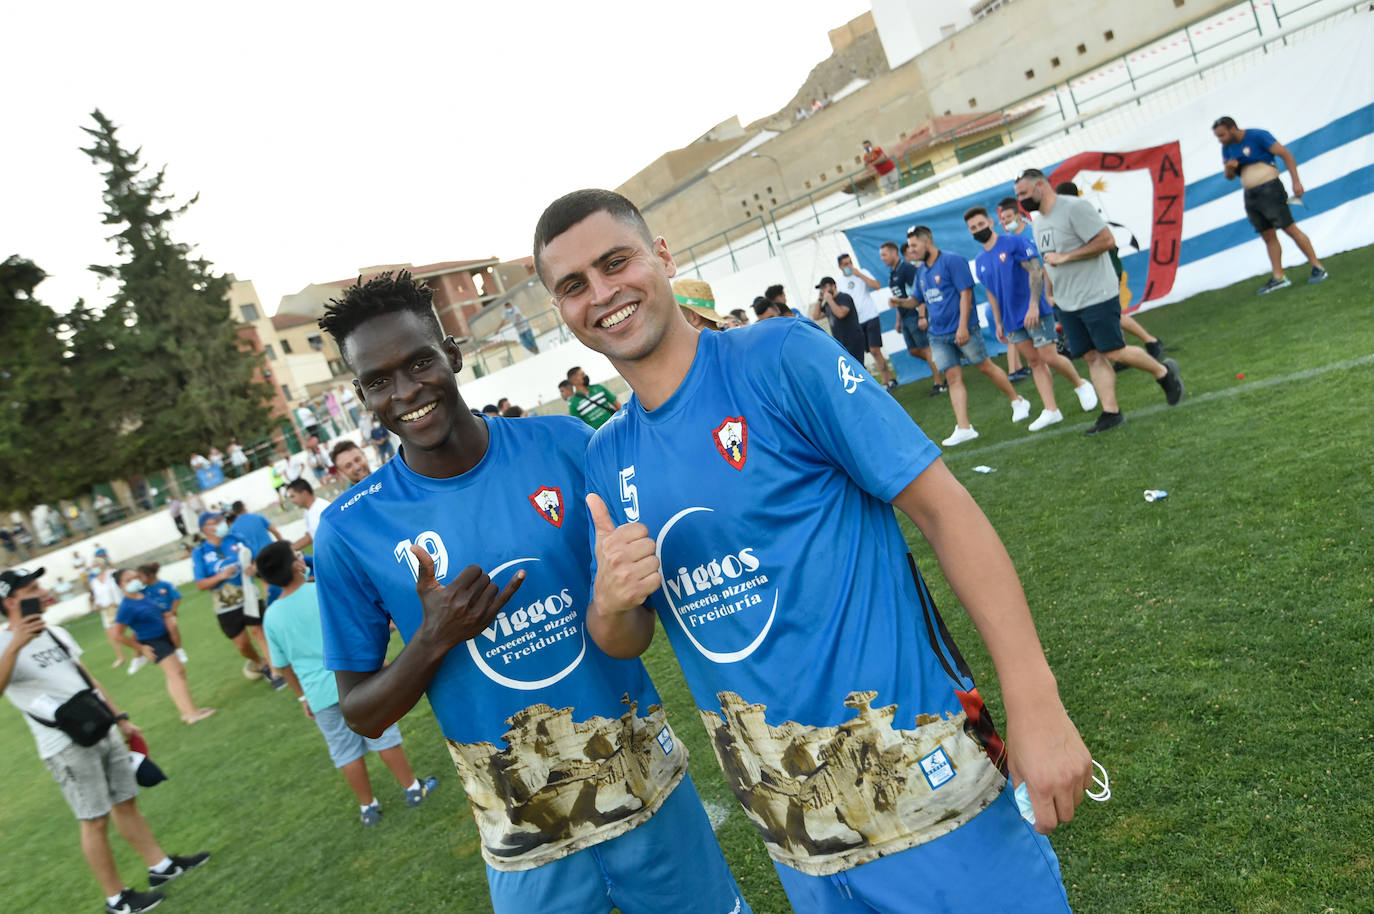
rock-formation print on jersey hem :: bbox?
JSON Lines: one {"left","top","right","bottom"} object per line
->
{"left": 701, "top": 689, "right": 1005, "bottom": 876}
{"left": 447, "top": 695, "right": 688, "bottom": 872}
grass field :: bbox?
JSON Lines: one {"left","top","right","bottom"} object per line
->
{"left": 3, "top": 248, "right": 1372, "bottom": 913}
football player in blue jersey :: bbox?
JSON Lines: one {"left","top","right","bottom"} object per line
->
{"left": 312, "top": 272, "right": 749, "bottom": 914}
{"left": 535, "top": 188, "right": 1097, "bottom": 914}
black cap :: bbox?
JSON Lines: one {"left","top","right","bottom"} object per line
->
{"left": 815, "top": 276, "right": 836, "bottom": 289}
{"left": 0, "top": 566, "right": 45, "bottom": 600}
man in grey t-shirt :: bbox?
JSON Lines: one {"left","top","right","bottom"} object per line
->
{"left": 1013, "top": 168, "right": 1184, "bottom": 435}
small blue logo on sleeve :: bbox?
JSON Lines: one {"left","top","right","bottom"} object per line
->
{"left": 919, "top": 746, "right": 956, "bottom": 789}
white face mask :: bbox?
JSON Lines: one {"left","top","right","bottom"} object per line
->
{"left": 214, "top": 521, "right": 230, "bottom": 537}
{"left": 124, "top": 579, "right": 144, "bottom": 594}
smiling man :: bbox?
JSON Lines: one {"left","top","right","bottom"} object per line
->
{"left": 535, "top": 188, "right": 1095, "bottom": 914}
{"left": 312, "top": 272, "right": 748, "bottom": 914}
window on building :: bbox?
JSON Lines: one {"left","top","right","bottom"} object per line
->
{"left": 1051, "top": 57, "right": 1061, "bottom": 68}
{"left": 280, "top": 384, "right": 292, "bottom": 400}
{"left": 280, "top": 339, "right": 293, "bottom": 354}
{"left": 307, "top": 334, "right": 324, "bottom": 352}
{"left": 1025, "top": 69, "right": 1035, "bottom": 80}
{"left": 908, "top": 161, "right": 936, "bottom": 183}
{"left": 955, "top": 134, "right": 1004, "bottom": 164}
{"left": 264, "top": 344, "right": 276, "bottom": 361}
{"left": 1077, "top": 43, "right": 1087, "bottom": 55}
{"left": 240, "top": 304, "right": 259, "bottom": 322}
{"left": 1104, "top": 30, "right": 1114, "bottom": 41}
{"left": 968, "top": 97, "right": 977, "bottom": 108}
{"left": 328, "top": 359, "right": 345, "bottom": 376}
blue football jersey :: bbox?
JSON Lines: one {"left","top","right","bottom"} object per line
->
{"left": 584, "top": 320, "right": 1007, "bottom": 877}
{"left": 315, "top": 415, "right": 687, "bottom": 871}
{"left": 191, "top": 538, "right": 246, "bottom": 613}
{"left": 916, "top": 251, "right": 978, "bottom": 336}
{"left": 975, "top": 234, "right": 1053, "bottom": 332}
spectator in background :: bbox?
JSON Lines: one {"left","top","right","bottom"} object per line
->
{"left": 191, "top": 510, "right": 275, "bottom": 683}
{"left": 294, "top": 402, "right": 321, "bottom": 440}
{"left": 672, "top": 277, "right": 725, "bottom": 331}
{"left": 835, "top": 253, "right": 897, "bottom": 390}
{"left": 304, "top": 434, "right": 335, "bottom": 496}
{"left": 136, "top": 563, "right": 186, "bottom": 664}
{"left": 89, "top": 562, "right": 129, "bottom": 668}
{"left": 369, "top": 422, "right": 395, "bottom": 463}
{"left": 496, "top": 398, "right": 511, "bottom": 414}
{"left": 569, "top": 366, "right": 620, "bottom": 415}
{"left": 188, "top": 453, "right": 210, "bottom": 472}
{"left": 498, "top": 302, "right": 539, "bottom": 354}
{"left": 561, "top": 379, "right": 615, "bottom": 429}
{"left": 287, "top": 479, "right": 331, "bottom": 551}
{"left": 884, "top": 241, "right": 946, "bottom": 397}
{"left": 324, "top": 391, "right": 344, "bottom": 431}
{"left": 862, "top": 139, "right": 900, "bottom": 195}
{"left": 1212, "top": 115, "right": 1328, "bottom": 293}
{"left": 330, "top": 440, "right": 372, "bottom": 486}
{"left": 1014, "top": 168, "right": 1183, "bottom": 435}
{"left": 1053, "top": 183, "right": 1165, "bottom": 365}
{"left": 752, "top": 296, "right": 784, "bottom": 321}
{"left": 764, "top": 283, "right": 801, "bottom": 319}
{"left": 965, "top": 205, "right": 1098, "bottom": 432}
{"left": 810, "top": 276, "right": 866, "bottom": 362}
{"left": 339, "top": 386, "right": 361, "bottom": 428}
{"left": 113, "top": 569, "right": 215, "bottom": 723}
{"left": 729, "top": 308, "right": 750, "bottom": 326}
{"left": 480, "top": 404, "right": 500, "bottom": 418}
{"left": 907, "top": 224, "right": 1030, "bottom": 446}
{"left": 227, "top": 438, "right": 248, "bottom": 477}
{"left": 166, "top": 498, "right": 187, "bottom": 539}
{"left": 207, "top": 447, "right": 224, "bottom": 470}
{"left": 721, "top": 313, "right": 744, "bottom": 329}
{"left": 501, "top": 405, "right": 525, "bottom": 417}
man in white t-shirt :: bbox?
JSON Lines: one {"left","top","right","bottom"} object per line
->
{"left": 286, "top": 479, "right": 331, "bottom": 550}
{"left": 88, "top": 564, "right": 129, "bottom": 668}
{"left": 2, "top": 567, "right": 210, "bottom": 914}
{"left": 835, "top": 252, "right": 897, "bottom": 389}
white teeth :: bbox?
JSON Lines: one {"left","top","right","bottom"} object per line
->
{"left": 599, "top": 304, "right": 636, "bottom": 328}
{"left": 400, "top": 402, "right": 437, "bottom": 422}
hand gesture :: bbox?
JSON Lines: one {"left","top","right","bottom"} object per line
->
{"left": 412, "top": 546, "right": 525, "bottom": 650}
{"left": 587, "top": 493, "right": 661, "bottom": 616}
{"left": 1006, "top": 701, "right": 1094, "bottom": 834}
{"left": 7, "top": 614, "right": 46, "bottom": 648}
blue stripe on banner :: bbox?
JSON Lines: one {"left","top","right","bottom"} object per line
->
{"left": 1185, "top": 103, "right": 1374, "bottom": 208}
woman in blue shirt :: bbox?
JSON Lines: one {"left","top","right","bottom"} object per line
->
{"left": 137, "top": 562, "right": 186, "bottom": 663}
{"left": 114, "top": 569, "right": 215, "bottom": 725}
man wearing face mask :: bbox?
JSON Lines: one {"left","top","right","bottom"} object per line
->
{"left": 191, "top": 511, "right": 275, "bottom": 682}
{"left": 1012, "top": 169, "right": 1184, "bottom": 436}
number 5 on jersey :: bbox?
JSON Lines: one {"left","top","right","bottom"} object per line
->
{"left": 619, "top": 466, "right": 640, "bottom": 522}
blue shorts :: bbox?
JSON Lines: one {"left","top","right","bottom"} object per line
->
{"left": 1059, "top": 297, "right": 1125, "bottom": 358}
{"left": 773, "top": 784, "right": 1070, "bottom": 913}
{"left": 929, "top": 329, "right": 989, "bottom": 373}
{"left": 312, "top": 702, "right": 403, "bottom": 767}
{"left": 898, "top": 310, "right": 929, "bottom": 350}
{"left": 486, "top": 774, "right": 749, "bottom": 914}
{"left": 1007, "top": 312, "right": 1058, "bottom": 348}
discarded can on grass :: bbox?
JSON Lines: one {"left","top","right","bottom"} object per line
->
{"left": 1143, "top": 489, "right": 1169, "bottom": 503}
{"left": 972, "top": 465, "right": 996, "bottom": 474}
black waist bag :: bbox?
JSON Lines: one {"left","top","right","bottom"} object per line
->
{"left": 28, "top": 632, "right": 118, "bottom": 746}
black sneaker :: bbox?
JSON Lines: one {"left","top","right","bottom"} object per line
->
{"left": 1256, "top": 276, "right": 1291, "bottom": 295}
{"left": 106, "top": 888, "right": 165, "bottom": 913}
{"left": 1309, "top": 266, "right": 1329, "bottom": 284}
{"left": 148, "top": 851, "right": 211, "bottom": 887}
{"left": 1113, "top": 359, "right": 1129, "bottom": 373}
{"left": 884, "top": 378, "right": 899, "bottom": 391}
{"left": 1157, "top": 358, "right": 1185, "bottom": 405}
{"left": 268, "top": 674, "right": 288, "bottom": 690}
{"left": 1008, "top": 367, "right": 1033, "bottom": 382}
{"left": 1085, "top": 411, "right": 1126, "bottom": 436}
{"left": 929, "top": 383, "right": 948, "bottom": 397}
{"left": 1145, "top": 339, "right": 1164, "bottom": 361}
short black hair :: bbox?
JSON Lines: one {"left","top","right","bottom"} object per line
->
{"left": 729, "top": 308, "right": 749, "bottom": 322}
{"left": 1212, "top": 115, "right": 1237, "bottom": 129}
{"left": 880, "top": 241, "right": 899, "bottom": 254}
{"left": 533, "top": 189, "right": 652, "bottom": 285}
{"left": 502, "top": 405, "right": 524, "bottom": 417}
{"left": 907, "top": 225, "right": 933, "bottom": 242}
{"left": 330, "top": 440, "right": 359, "bottom": 461}
{"left": 566, "top": 366, "right": 582, "bottom": 380}
{"left": 255, "top": 541, "right": 297, "bottom": 588}
{"left": 964, "top": 206, "right": 989, "bottom": 222}
{"left": 231, "top": 500, "right": 246, "bottom": 515}
{"left": 481, "top": 404, "right": 499, "bottom": 415}
{"left": 1015, "top": 167, "right": 1046, "bottom": 184}
{"left": 1056, "top": 181, "right": 1080, "bottom": 196}
{"left": 763, "top": 284, "right": 785, "bottom": 302}
{"left": 318, "top": 271, "right": 443, "bottom": 360}
{"left": 899, "top": 242, "right": 909, "bottom": 255}
{"left": 836, "top": 253, "right": 852, "bottom": 265}
{"left": 997, "top": 196, "right": 1021, "bottom": 213}
{"left": 287, "top": 478, "right": 313, "bottom": 495}
{"left": 558, "top": 379, "right": 573, "bottom": 390}
{"left": 752, "top": 297, "right": 777, "bottom": 318}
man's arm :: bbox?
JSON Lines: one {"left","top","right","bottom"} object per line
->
{"left": 336, "top": 548, "right": 525, "bottom": 738}
{"left": 163, "top": 613, "right": 182, "bottom": 650}
{"left": 1021, "top": 260, "right": 1045, "bottom": 329}
{"left": 584, "top": 494, "right": 659, "bottom": 658}
{"left": 828, "top": 293, "right": 852, "bottom": 320}
{"left": 1270, "top": 141, "right": 1304, "bottom": 197}
{"left": 810, "top": 299, "right": 826, "bottom": 321}
{"left": 856, "top": 269, "right": 881, "bottom": 291}
{"left": 954, "top": 289, "right": 974, "bottom": 344}
{"left": 268, "top": 524, "right": 285, "bottom": 543}
{"left": 986, "top": 290, "right": 1006, "bottom": 341}
{"left": 1223, "top": 159, "right": 1239, "bottom": 180}
{"left": 1043, "top": 227, "right": 1115, "bottom": 267}
{"left": 891, "top": 461, "right": 1093, "bottom": 833}
{"left": 194, "top": 566, "right": 237, "bottom": 591}
{"left": 0, "top": 615, "right": 45, "bottom": 694}
{"left": 292, "top": 533, "right": 312, "bottom": 551}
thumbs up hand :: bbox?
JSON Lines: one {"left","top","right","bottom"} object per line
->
{"left": 412, "top": 545, "right": 525, "bottom": 650}
{"left": 586, "top": 493, "right": 661, "bottom": 618}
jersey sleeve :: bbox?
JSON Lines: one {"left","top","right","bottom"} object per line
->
{"left": 950, "top": 256, "right": 975, "bottom": 292}
{"left": 772, "top": 322, "right": 941, "bottom": 502}
{"left": 264, "top": 614, "right": 288, "bottom": 669}
{"left": 165, "top": 584, "right": 182, "bottom": 603}
{"left": 114, "top": 601, "right": 132, "bottom": 628}
{"left": 1251, "top": 129, "right": 1279, "bottom": 152}
{"left": 315, "top": 518, "right": 392, "bottom": 671}
{"left": 1014, "top": 237, "right": 1041, "bottom": 263}
{"left": 191, "top": 549, "right": 210, "bottom": 581}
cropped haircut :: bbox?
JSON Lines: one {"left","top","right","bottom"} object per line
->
{"left": 287, "top": 478, "right": 313, "bottom": 496}
{"left": 255, "top": 541, "right": 296, "bottom": 589}
{"left": 963, "top": 206, "right": 989, "bottom": 222}
{"left": 318, "top": 271, "right": 443, "bottom": 359}
{"left": 136, "top": 562, "right": 160, "bottom": 578}
{"left": 329, "top": 439, "right": 360, "bottom": 461}
{"left": 1016, "top": 167, "right": 1046, "bottom": 184}
{"left": 533, "top": 189, "right": 652, "bottom": 286}
{"left": 566, "top": 366, "right": 582, "bottom": 380}
{"left": 763, "top": 284, "right": 785, "bottom": 302}
{"left": 752, "top": 297, "right": 776, "bottom": 319}
{"left": 1056, "top": 181, "right": 1081, "bottom": 197}
{"left": 907, "top": 225, "right": 933, "bottom": 242}
{"left": 880, "top": 241, "right": 899, "bottom": 254}
{"left": 1212, "top": 116, "right": 1237, "bottom": 129}
{"left": 997, "top": 196, "right": 1021, "bottom": 213}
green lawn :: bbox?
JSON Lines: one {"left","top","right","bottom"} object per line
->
{"left": 3, "top": 249, "right": 1372, "bottom": 913}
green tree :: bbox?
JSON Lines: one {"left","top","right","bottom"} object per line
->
{"left": 79, "top": 109, "right": 274, "bottom": 476}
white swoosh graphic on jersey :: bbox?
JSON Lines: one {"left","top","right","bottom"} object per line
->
{"left": 465, "top": 557, "right": 586, "bottom": 690}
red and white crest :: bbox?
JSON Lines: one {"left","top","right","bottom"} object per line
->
{"left": 712, "top": 417, "right": 748, "bottom": 470}
{"left": 998, "top": 252, "right": 1008, "bottom": 262}
{"left": 528, "top": 486, "right": 564, "bottom": 528}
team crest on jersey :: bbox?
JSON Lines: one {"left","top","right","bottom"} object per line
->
{"left": 998, "top": 252, "right": 1007, "bottom": 262}
{"left": 528, "top": 486, "right": 564, "bottom": 528}
{"left": 933, "top": 275, "right": 942, "bottom": 284}
{"left": 712, "top": 417, "right": 748, "bottom": 470}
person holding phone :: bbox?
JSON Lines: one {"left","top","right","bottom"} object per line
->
{"left": 1, "top": 567, "right": 210, "bottom": 914}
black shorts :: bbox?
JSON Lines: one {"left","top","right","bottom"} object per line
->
{"left": 216, "top": 607, "right": 262, "bottom": 639}
{"left": 860, "top": 317, "right": 883, "bottom": 349}
{"left": 1244, "top": 179, "right": 1294, "bottom": 233}
{"left": 140, "top": 635, "right": 178, "bottom": 663}
{"left": 1059, "top": 296, "right": 1126, "bottom": 358}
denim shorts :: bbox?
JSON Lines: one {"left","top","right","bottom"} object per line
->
{"left": 312, "top": 702, "right": 403, "bottom": 768}
{"left": 899, "top": 310, "right": 930, "bottom": 350}
{"left": 1007, "top": 313, "right": 1058, "bottom": 348}
{"left": 929, "top": 329, "right": 989, "bottom": 373}
{"left": 1058, "top": 297, "right": 1126, "bottom": 357}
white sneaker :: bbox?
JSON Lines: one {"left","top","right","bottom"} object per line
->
{"left": 1073, "top": 381, "right": 1099, "bottom": 412}
{"left": 1010, "top": 397, "right": 1032, "bottom": 422}
{"left": 176, "top": 648, "right": 189, "bottom": 663}
{"left": 127, "top": 656, "right": 147, "bottom": 676}
{"left": 1028, "top": 409, "right": 1063, "bottom": 431}
{"left": 942, "top": 426, "right": 980, "bottom": 447}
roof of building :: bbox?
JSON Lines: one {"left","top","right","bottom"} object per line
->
{"left": 271, "top": 313, "right": 317, "bottom": 330}
{"left": 892, "top": 108, "right": 1039, "bottom": 156}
